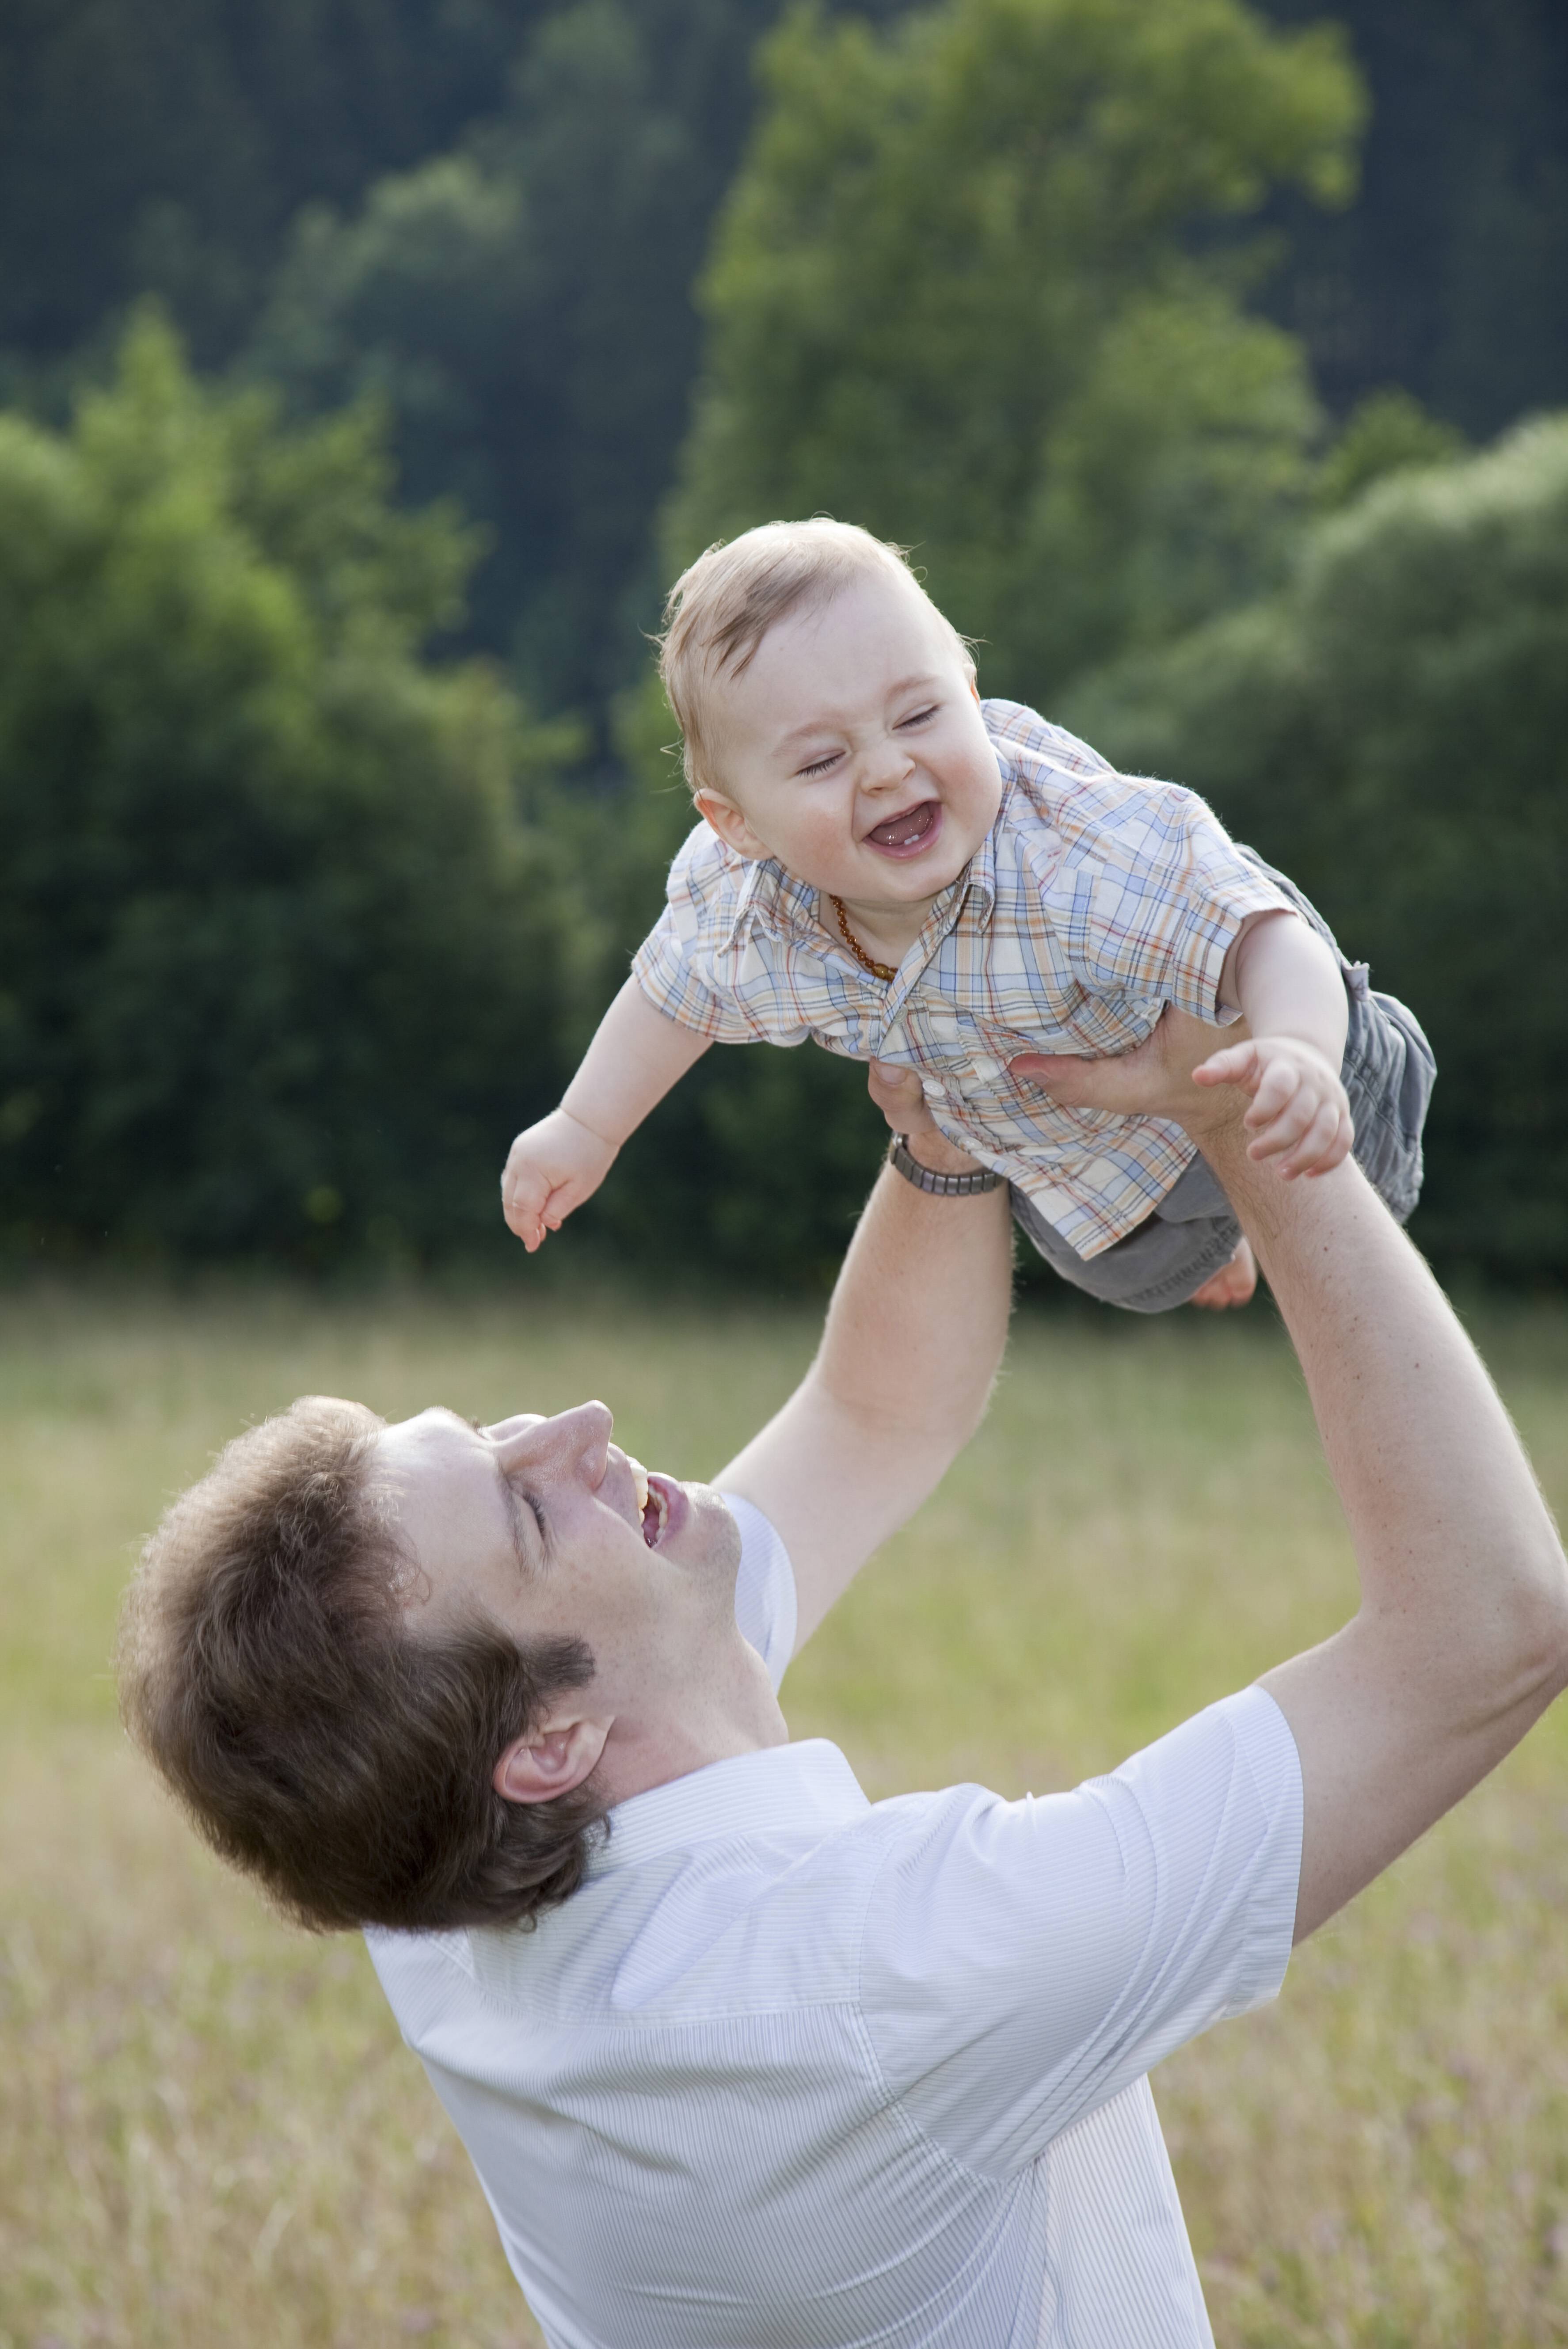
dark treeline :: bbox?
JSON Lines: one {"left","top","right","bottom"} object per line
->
{"left": 4, "top": 0, "right": 1564, "bottom": 719}
{"left": 1, "top": 0, "right": 1565, "bottom": 1289}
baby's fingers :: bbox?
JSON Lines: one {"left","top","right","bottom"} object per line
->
{"left": 1241, "top": 1059, "right": 1304, "bottom": 1136}
{"left": 1285, "top": 1101, "right": 1355, "bottom": 1180}
{"left": 1193, "top": 1041, "right": 1262, "bottom": 1093}
{"left": 501, "top": 1163, "right": 552, "bottom": 1248}
{"left": 1246, "top": 1077, "right": 1327, "bottom": 1164}
{"left": 502, "top": 1197, "right": 550, "bottom": 1252}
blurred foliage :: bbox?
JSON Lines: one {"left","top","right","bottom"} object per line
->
{"left": 1314, "top": 385, "right": 1467, "bottom": 510}
{"left": 3, "top": 2, "right": 1566, "bottom": 734}
{"left": 1066, "top": 416, "right": 1568, "bottom": 1283}
{"left": 244, "top": 0, "right": 785, "bottom": 719}
{"left": 0, "top": 313, "right": 583, "bottom": 1270}
{"left": 0, "top": 0, "right": 550, "bottom": 373}
{"left": 1252, "top": 0, "right": 1568, "bottom": 440}
{"left": 665, "top": 0, "right": 1364, "bottom": 701}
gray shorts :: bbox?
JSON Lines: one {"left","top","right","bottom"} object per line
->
{"left": 1011, "top": 853, "right": 1437, "bottom": 1312}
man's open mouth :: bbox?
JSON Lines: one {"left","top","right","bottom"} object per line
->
{"left": 629, "top": 1458, "right": 672, "bottom": 1547}
{"left": 865, "top": 799, "right": 939, "bottom": 852}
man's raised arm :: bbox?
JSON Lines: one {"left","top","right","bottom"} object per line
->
{"left": 1016, "top": 1018, "right": 1568, "bottom": 1944}
{"left": 716, "top": 1066, "right": 1013, "bottom": 1651}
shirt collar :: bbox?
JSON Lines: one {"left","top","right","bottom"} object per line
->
{"left": 585, "top": 1739, "right": 870, "bottom": 1879}
{"left": 719, "top": 853, "right": 822, "bottom": 953}
{"left": 720, "top": 812, "right": 1006, "bottom": 959}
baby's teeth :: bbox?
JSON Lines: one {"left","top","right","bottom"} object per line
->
{"left": 630, "top": 1459, "right": 649, "bottom": 1513}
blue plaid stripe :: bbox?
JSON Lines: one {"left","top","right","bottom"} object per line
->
{"left": 631, "top": 700, "right": 1290, "bottom": 1257}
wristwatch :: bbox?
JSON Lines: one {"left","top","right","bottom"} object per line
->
{"left": 887, "top": 1134, "right": 1003, "bottom": 1196}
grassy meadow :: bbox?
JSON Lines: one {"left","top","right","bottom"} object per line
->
{"left": 4, "top": 1279, "right": 1568, "bottom": 2348}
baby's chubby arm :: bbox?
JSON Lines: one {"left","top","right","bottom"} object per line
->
{"left": 501, "top": 979, "right": 711, "bottom": 1250}
{"left": 1201, "top": 910, "right": 1353, "bottom": 1180}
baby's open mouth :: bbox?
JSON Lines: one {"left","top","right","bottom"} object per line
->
{"left": 866, "top": 800, "right": 938, "bottom": 850}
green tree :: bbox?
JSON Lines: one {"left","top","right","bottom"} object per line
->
{"left": 1066, "top": 415, "right": 1568, "bottom": 1280}
{"left": 246, "top": 0, "right": 785, "bottom": 718}
{"left": 666, "top": 0, "right": 1364, "bottom": 703}
{"left": 1255, "top": 0, "right": 1568, "bottom": 438}
{"left": 0, "top": 311, "right": 578, "bottom": 1266}
{"left": 0, "top": 0, "right": 547, "bottom": 375}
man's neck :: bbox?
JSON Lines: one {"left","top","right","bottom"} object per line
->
{"left": 596, "top": 1652, "right": 789, "bottom": 1811}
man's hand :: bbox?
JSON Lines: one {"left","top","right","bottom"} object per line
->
{"left": 865, "top": 1063, "right": 986, "bottom": 1177}
{"left": 501, "top": 1111, "right": 617, "bottom": 1252}
{"left": 1195, "top": 1035, "right": 1353, "bottom": 1181}
{"left": 1009, "top": 1005, "right": 1241, "bottom": 1129}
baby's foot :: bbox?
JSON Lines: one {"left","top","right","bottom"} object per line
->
{"left": 1188, "top": 1237, "right": 1257, "bottom": 1311}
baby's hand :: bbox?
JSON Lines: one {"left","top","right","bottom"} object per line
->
{"left": 501, "top": 1111, "right": 618, "bottom": 1251}
{"left": 1194, "top": 1035, "right": 1354, "bottom": 1179}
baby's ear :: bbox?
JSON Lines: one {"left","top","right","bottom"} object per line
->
{"left": 694, "top": 788, "right": 770, "bottom": 862}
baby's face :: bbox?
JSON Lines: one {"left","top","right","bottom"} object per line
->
{"left": 694, "top": 569, "right": 1002, "bottom": 913}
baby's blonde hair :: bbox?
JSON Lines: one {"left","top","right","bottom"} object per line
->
{"left": 658, "top": 519, "right": 973, "bottom": 792}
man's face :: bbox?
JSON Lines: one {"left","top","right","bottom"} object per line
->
{"left": 373, "top": 1403, "right": 779, "bottom": 1797}
{"left": 696, "top": 567, "right": 1003, "bottom": 915}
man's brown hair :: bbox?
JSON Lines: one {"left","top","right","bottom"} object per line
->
{"left": 118, "top": 1397, "right": 605, "bottom": 1933}
{"left": 658, "top": 518, "right": 974, "bottom": 792}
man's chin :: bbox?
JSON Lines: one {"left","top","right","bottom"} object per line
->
{"left": 665, "top": 1481, "right": 743, "bottom": 1585}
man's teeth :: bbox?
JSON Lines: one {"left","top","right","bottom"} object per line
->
{"left": 628, "top": 1457, "right": 670, "bottom": 1545}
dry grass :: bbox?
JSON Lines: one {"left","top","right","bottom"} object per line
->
{"left": 3, "top": 1280, "right": 1568, "bottom": 2348}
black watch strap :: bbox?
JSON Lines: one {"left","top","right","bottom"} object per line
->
{"left": 887, "top": 1135, "right": 1004, "bottom": 1196}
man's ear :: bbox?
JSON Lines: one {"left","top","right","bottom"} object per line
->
{"left": 492, "top": 1714, "right": 610, "bottom": 1805}
{"left": 693, "top": 787, "right": 770, "bottom": 862}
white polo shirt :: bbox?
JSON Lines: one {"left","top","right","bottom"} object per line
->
{"left": 368, "top": 1498, "right": 1302, "bottom": 2349}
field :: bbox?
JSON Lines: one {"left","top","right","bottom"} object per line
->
{"left": 4, "top": 1280, "right": 1568, "bottom": 2349}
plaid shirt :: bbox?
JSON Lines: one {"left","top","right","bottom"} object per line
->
{"left": 632, "top": 700, "right": 1290, "bottom": 1257}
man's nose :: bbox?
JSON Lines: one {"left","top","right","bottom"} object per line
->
{"left": 551, "top": 1399, "right": 614, "bottom": 1481}
{"left": 495, "top": 1399, "right": 613, "bottom": 1480}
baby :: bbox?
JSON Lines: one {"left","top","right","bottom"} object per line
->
{"left": 502, "top": 521, "right": 1434, "bottom": 1312}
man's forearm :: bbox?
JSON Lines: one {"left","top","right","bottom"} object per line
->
{"left": 1195, "top": 1107, "right": 1568, "bottom": 1939}
{"left": 813, "top": 1149, "right": 1012, "bottom": 1461}
{"left": 716, "top": 1109, "right": 1013, "bottom": 1648}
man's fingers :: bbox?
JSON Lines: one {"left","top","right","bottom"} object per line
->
{"left": 1008, "top": 1050, "right": 1128, "bottom": 1112}
{"left": 867, "top": 1060, "right": 927, "bottom": 1134}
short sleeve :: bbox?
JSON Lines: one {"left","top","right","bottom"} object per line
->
{"left": 860, "top": 1684, "right": 1303, "bottom": 2177}
{"left": 1036, "top": 770, "right": 1293, "bottom": 1024}
{"left": 720, "top": 1492, "right": 799, "bottom": 1692}
{"left": 630, "top": 822, "right": 791, "bottom": 1045}
{"left": 632, "top": 905, "right": 766, "bottom": 1043}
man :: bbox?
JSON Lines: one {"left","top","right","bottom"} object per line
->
{"left": 120, "top": 1024, "right": 1568, "bottom": 2348}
